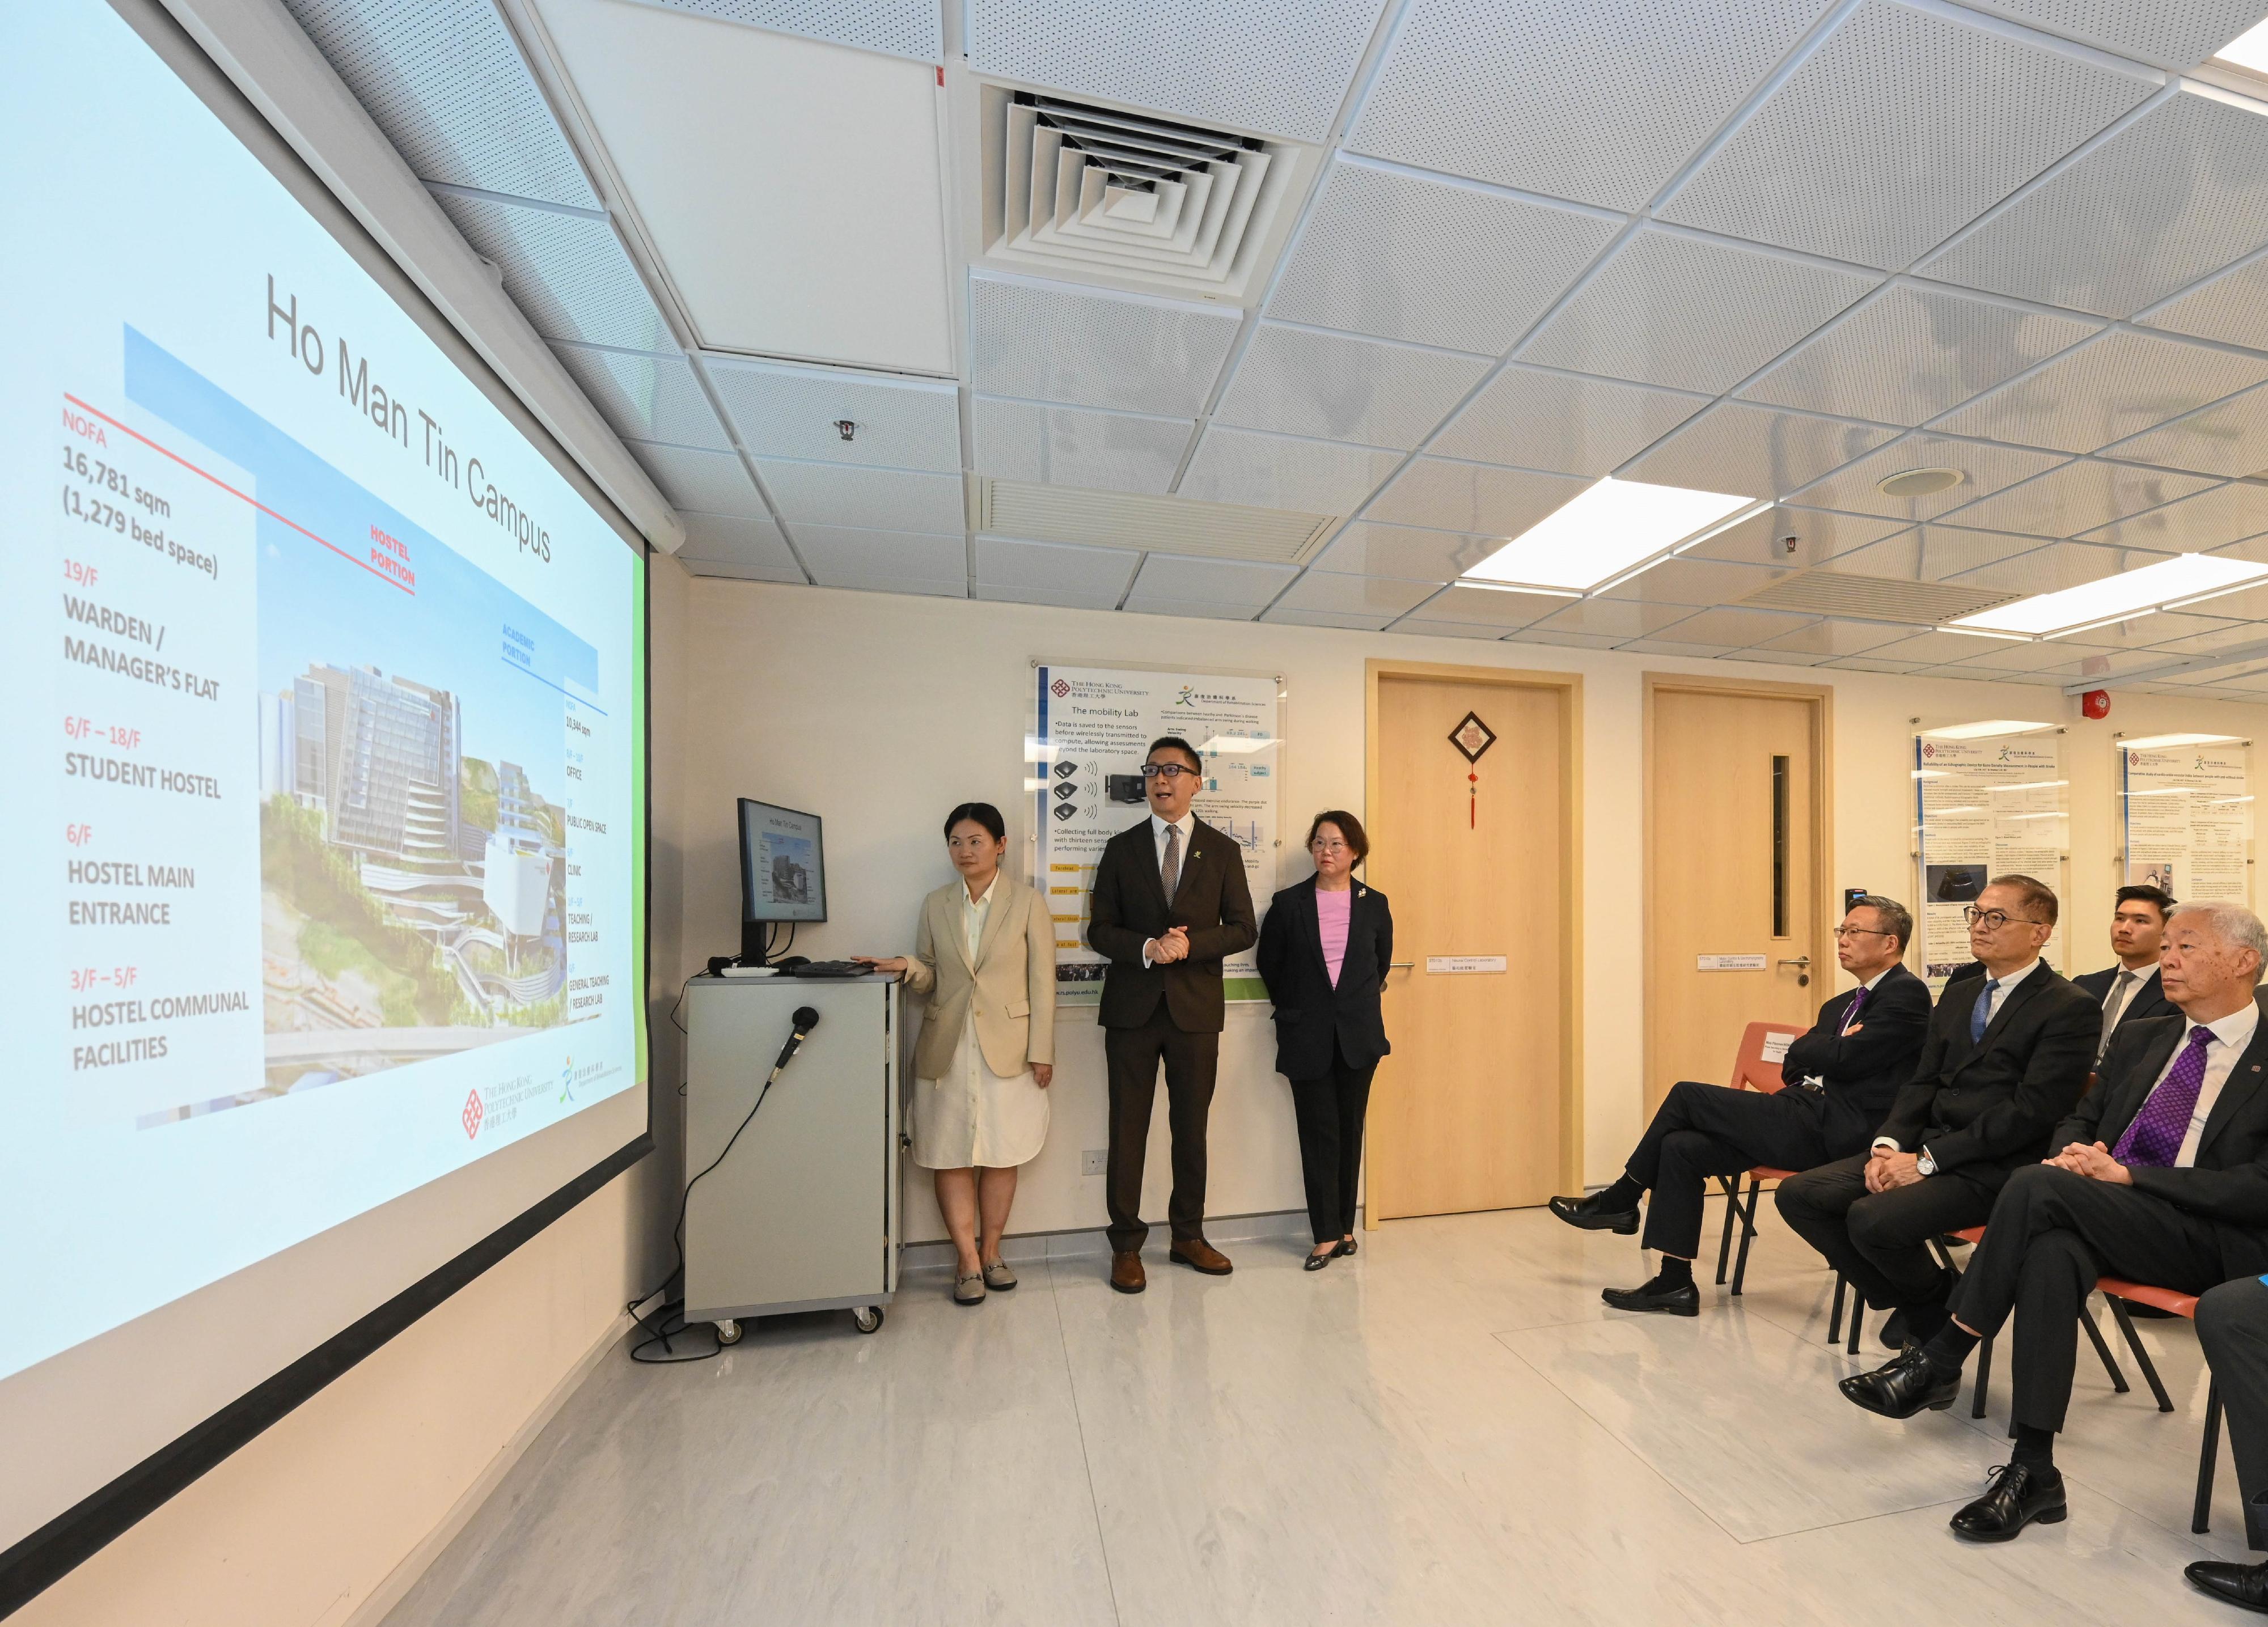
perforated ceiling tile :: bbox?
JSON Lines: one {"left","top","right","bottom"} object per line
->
{"left": 628, "top": 442, "right": 767, "bottom": 517}
{"left": 2078, "top": 481, "right": 2268, "bottom": 552}
{"left": 971, "top": 535, "right": 1141, "bottom": 607}
{"left": 705, "top": 359, "right": 960, "bottom": 473}
{"left": 1404, "top": 584, "right": 1568, "bottom": 627}
{"left": 2138, "top": 254, "right": 2268, "bottom": 350}
{"left": 1390, "top": 616, "right": 1517, "bottom": 641}
{"left": 969, "top": 277, "right": 1241, "bottom": 417}
{"left": 1310, "top": 520, "right": 1503, "bottom": 582}
{"left": 1828, "top": 521, "right": 2064, "bottom": 583}
{"left": 1787, "top": 433, "right": 2070, "bottom": 518}
{"left": 1863, "top": 628, "right": 2038, "bottom": 664}
{"left": 1212, "top": 325, "right": 1491, "bottom": 451}
{"left": 1365, "top": 458, "right": 1589, "bottom": 535}
{"left": 1953, "top": 2, "right": 2268, "bottom": 72}
{"left": 1920, "top": 88, "right": 2268, "bottom": 320}
{"left": 1651, "top": 607, "right": 1820, "bottom": 648}
{"left": 675, "top": 511, "right": 804, "bottom": 580}
{"left": 551, "top": 342, "right": 729, "bottom": 450}
{"left": 1177, "top": 427, "right": 1403, "bottom": 515}
{"left": 1932, "top": 329, "right": 2268, "bottom": 455}
{"left": 1596, "top": 556, "right": 1790, "bottom": 605}
{"left": 1273, "top": 570, "right": 1438, "bottom": 617}
{"left": 1675, "top": 505, "right": 1901, "bottom": 568}
{"left": 431, "top": 192, "right": 676, "bottom": 353}
{"left": 972, "top": 399, "right": 1192, "bottom": 494}
{"left": 284, "top": 0, "right": 596, "bottom": 207}
{"left": 752, "top": 458, "right": 967, "bottom": 532}
{"left": 1431, "top": 366, "right": 1708, "bottom": 477}
{"left": 794, "top": 526, "right": 967, "bottom": 596}
{"left": 1127, "top": 554, "right": 1301, "bottom": 607}
{"left": 967, "top": 0, "right": 1383, "bottom": 143}
{"left": 1349, "top": 0, "right": 1836, "bottom": 210}
{"left": 1527, "top": 598, "right": 1691, "bottom": 638}
{"left": 621, "top": 0, "right": 941, "bottom": 63}
{"left": 1940, "top": 459, "right": 2219, "bottom": 538}
{"left": 1512, "top": 628, "right": 1626, "bottom": 650}
{"left": 2105, "top": 385, "right": 2268, "bottom": 479}
{"left": 1944, "top": 539, "right": 2138, "bottom": 595}
{"left": 1661, "top": 2, "right": 2149, "bottom": 270}
{"left": 1267, "top": 162, "right": 1618, "bottom": 355}
{"left": 1739, "top": 285, "right": 2099, "bottom": 427}
{"left": 1621, "top": 403, "right": 1894, "bottom": 501}
{"left": 1520, "top": 230, "right": 1879, "bottom": 395}
{"left": 1746, "top": 617, "right": 1909, "bottom": 656}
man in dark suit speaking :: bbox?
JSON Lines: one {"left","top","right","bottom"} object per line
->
{"left": 1548, "top": 896, "right": 1929, "bottom": 1315}
{"left": 1086, "top": 735, "right": 1258, "bottom": 1294}
{"left": 1840, "top": 901, "right": 2268, "bottom": 1543}
{"left": 1775, "top": 875, "right": 2097, "bottom": 1347}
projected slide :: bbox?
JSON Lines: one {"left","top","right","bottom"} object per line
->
{"left": 0, "top": 3, "right": 644, "bottom": 1384}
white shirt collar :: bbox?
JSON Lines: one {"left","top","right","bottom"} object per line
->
{"left": 2117, "top": 962, "right": 2161, "bottom": 984}
{"left": 1859, "top": 967, "right": 1894, "bottom": 992}
{"left": 963, "top": 875, "right": 996, "bottom": 908}
{"left": 1986, "top": 958, "right": 2041, "bottom": 991}
{"left": 1152, "top": 811, "right": 1193, "bottom": 838}
{"left": 2188, "top": 1001, "right": 2259, "bottom": 1053}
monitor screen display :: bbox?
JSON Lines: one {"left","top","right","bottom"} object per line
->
{"left": 739, "top": 799, "right": 826, "bottom": 923}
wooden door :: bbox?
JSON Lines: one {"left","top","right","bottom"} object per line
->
{"left": 1368, "top": 673, "right": 1569, "bottom": 1218}
{"left": 1646, "top": 684, "right": 1826, "bottom": 1115}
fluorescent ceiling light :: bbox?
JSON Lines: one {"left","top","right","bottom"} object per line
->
{"left": 2220, "top": 19, "right": 2268, "bottom": 72}
{"left": 2119, "top": 732, "right": 2242, "bottom": 751}
{"left": 1933, "top": 624, "right": 2033, "bottom": 642}
{"left": 1949, "top": 554, "right": 2268, "bottom": 637}
{"left": 1918, "top": 719, "right": 2054, "bottom": 739}
{"left": 1460, "top": 477, "right": 1758, "bottom": 592}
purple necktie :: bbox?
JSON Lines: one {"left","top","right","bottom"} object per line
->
{"left": 1839, "top": 984, "right": 1869, "bottom": 1034}
{"left": 2112, "top": 1026, "right": 2214, "bottom": 1169}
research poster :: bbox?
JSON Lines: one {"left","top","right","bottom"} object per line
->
{"left": 0, "top": 1, "right": 644, "bottom": 1383}
{"left": 1031, "top": 664, "right": 1281, "bottom": 1003}
{"left": 2121, "top": 743, "right": 2252, "bottom": 906}
{"left": 1913, "top": 734, "right": 2067, "bottom": 987}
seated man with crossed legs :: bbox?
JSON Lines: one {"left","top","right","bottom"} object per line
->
{"left": 1840, "top": 902, "right": 2268, "bottom": 1543}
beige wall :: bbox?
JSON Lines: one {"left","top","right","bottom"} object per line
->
{"left": 19, "top": 556, "right": 694, "bottom": 1627}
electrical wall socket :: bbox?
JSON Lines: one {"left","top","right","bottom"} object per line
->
{"left": 1081, "top": 1149, "right": 1107, "bottom": 1176}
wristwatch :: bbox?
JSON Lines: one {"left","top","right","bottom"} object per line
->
{"left": 1916, "top": 1149, "right": 1937, "bottom": 1177}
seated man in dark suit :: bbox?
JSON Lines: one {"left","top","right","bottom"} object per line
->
{"left": 2074, "top": 883, "right": 2178, "bottom": 1062}
{"left": 1548, "top": 896, "right": 1930, "bottom": 1315}
{"left": 1775, "top": 875, "right": 2097, "bottom": 1348}
{"left": 2187, "top": 1272, "right": 2268, "bottom": 1610}
{"left": 1839, "top": 901, "right": 2268, "bottom": 1543}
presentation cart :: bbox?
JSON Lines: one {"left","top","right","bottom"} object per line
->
{"left": 683, "top": 974, "right": 901, "bottom": 1339}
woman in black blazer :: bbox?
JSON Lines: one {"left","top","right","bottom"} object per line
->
{"left": 1256, "top": 810, "right": 1392, "bottom": 1270}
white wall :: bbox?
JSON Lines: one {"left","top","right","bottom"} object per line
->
{"left": 676, "top": 578, "right": 2268, "bottom": 1242}
{"left": 18, "top": 556, "right": 694, "bottom": 1627}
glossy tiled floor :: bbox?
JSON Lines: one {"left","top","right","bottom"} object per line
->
{"left": 386, "top": 1205, "right": 2256, "bottom": 1626}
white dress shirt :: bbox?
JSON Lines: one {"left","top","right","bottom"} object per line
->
{"left": 2138, "top": 1002, "right": 2258, "bottom": 1168}
{"left": 960, "top": 875, "right": 994, "bottom": 960}
{"left": 1873, "top": 959, "right": 2044, "bottom": 1155}
{"left": 1141, "top": 812, "right": 1196, "bottom": 968}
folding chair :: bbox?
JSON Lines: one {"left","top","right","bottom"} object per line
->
{"left": 2092, "top": 1281, "right": 2221, "bottom": 1533}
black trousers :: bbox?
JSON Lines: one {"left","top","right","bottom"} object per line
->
{"left": 1627, "top": 1080, "right": 1867, "bottom": 1258}
{"left": 1775, "top": 1153, "right": 1999, "bottom": 1312}
{"left": 1290, "top": 1039, "right": 1376, "bottom": 1244}
{"left": 2197, "top": 1277, "right": 2268, "bottom": 1549}
{"left": 1948, "top": 1164, "right": 2225, "bottom": 1433}
{"left": 1103, "top": 1010, "right": 1219, "bottom": 1255}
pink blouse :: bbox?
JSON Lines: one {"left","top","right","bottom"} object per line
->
{"left": 1316, "top": 884, "right": 1352, "bottom": 988}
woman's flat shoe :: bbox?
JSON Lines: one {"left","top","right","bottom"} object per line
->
{"left": 1337, "top": 1238, "right": 1358, "bottom": 1257}
{"left": 1304, "top": 1249, "right": 1335, "bottom": 1271}
{"left": 953, "top": 1272, "right": 986, "bottom": 1305}
{"left": 983, "top": 1260, "right": 1016, "bottom": 1290}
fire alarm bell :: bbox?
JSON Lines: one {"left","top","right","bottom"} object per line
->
{"left": 2080, "top": 689, "right": 2110, "bottom": 720}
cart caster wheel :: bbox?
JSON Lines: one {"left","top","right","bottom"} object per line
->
{"left": 714, "top": 1319, "right": 743, "bottom": 1346}
{"left": 852, "top": 1306, "right": 883, "bottom": 1334}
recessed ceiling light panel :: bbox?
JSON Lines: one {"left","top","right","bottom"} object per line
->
{"left": 1876, "top": 467, "right": 1965, "bottom": 498}
{"left": 1950, "top": 553, "right": 2268, "bottom": 637}
{"left": 1459, "top": 476, "right": 1759, "bottom": 592}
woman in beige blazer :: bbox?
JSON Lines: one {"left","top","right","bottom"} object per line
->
{"left": 856, "top": 802, "right": 1055, "bottom": 1305}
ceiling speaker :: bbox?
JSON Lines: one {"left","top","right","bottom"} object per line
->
{"left": 1875, "top": 467, "right": 1966, "bottom": 498}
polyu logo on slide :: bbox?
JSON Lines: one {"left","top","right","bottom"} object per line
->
{"left": 462, "top": 1089, "right": 485, "bottom": 1139}
{"left": 1051, "top": 678, "right": 1070, "bottom": 698}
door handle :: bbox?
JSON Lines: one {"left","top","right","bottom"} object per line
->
{"left": 1388, "top": 961, "right": 1415, "bottom": 970}
{"left": 1778, "top": 956, "right": 1812, "bottom": 968}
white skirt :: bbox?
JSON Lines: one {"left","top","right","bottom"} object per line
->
{"left": 911, "top": 1019, "right": 1049, "bottom": 1170}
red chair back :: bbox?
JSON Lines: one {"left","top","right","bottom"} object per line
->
{"left": 1731, "top": 1020, "right": 1804, "bottom": 1096}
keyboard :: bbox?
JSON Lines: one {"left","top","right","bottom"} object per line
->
{"left": 786, "top": 961, "right": 868, "bottom": 978}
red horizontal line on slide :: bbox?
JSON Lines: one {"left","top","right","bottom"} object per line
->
{"left": 64, "top": 392, "right": 413, "bottom": 596}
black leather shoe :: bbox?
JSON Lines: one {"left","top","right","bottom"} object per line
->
{"left": 1602, "top": 1277, "right": 1699, "bottom": 1316}
{"left": 1336, "top": 1237, "right": 1357, "bottom": 1257}
{"left": 2187, "top": 1557, "right": 2268, "bottom": 1615}
{"left": 1839, "top": 1346, "right": 1960, "bottom": 1418}
{"left": 1949, "top": 1463, "right": 2067, "bottom": 1542}
{"left": 1304, "top": 1246, "right": 1334, "bottom": 1272}
{"left": 1548, "top": 1192, "right": 1639, "bottom": 1234}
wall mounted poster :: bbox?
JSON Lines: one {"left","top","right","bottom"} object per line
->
{"left": 2121, "top": 742, "right": 2252, "bottom": 906}
{"left": 1031, "top": 664, "right": 1281, "bottom": 1003}
{"left": 1914, "top": 733, "right": 2067, "bottom": 988}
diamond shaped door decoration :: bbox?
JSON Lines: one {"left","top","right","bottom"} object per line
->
{"left": 1448, "top": 711, "right": 1496, "bottom": 829}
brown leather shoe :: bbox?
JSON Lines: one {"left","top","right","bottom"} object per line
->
{"left": 1109, "top": 1251, "right": 1146, "bottom": 1294}
{"left": 1170, "top": 1238, "right": 1233, "bottom": 1275}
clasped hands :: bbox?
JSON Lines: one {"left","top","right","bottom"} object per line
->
{"left": 1145, "top": 926, "right": 1192, "bottom": 964}
{"left": 2044, "top": 1140, "right": 2131, "bottom": 1185}
{"left": 1864, "top": 1146, "right": 1923, "bottom": 1193}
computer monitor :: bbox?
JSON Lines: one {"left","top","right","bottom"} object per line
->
{"left": 739, "top": 799, "right": 827, "bottom": 960}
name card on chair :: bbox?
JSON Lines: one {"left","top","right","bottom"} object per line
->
{"left": 1760, "top": 1032, "right": 1800, "bottom": 1065}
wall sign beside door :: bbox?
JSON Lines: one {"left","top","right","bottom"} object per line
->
{"left": 1695, "top": 954, "right": 1768, "bottom": 971}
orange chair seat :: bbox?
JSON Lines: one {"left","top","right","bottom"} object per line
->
{"left": 1748, "top": 1165, "right": 1800, "bottom": 1180}
{"left": 2097, "top": 1278, "right": 2199, "bottom": 1319}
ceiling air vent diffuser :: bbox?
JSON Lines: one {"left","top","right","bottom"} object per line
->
{"left": 981, "top": 91, "right": 1301, "bottom": 299}
{"left": 1738, "top": 570, "right": 2020, "bottom": 625}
